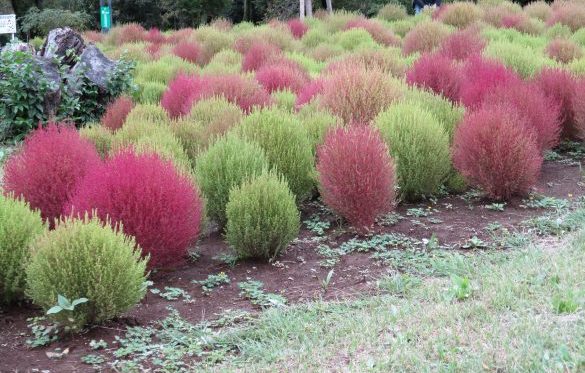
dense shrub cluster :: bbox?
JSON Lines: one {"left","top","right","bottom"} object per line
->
{"left": 406, "top": 53, "right": 462, "bottom": 103}
{"left": 67, "top": 151, "right": 202, "bottom": 269}
{"left": 317, "top": 126, "right": 395, "bottom": 230}
{"left": 101, "top": 96, "right": 135, "bottom": 132}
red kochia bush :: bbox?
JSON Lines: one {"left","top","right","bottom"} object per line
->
{"left": 533, "top": 68, "right": 579, "bottom": 139}
{"left": 482, "top": 82, "right": 561, "bottom": 151}
{"left": 406, "top": 53, "right": 463, "bottom": 102}
{"left": 287, "top": 18, "right": 308, "bottom": 39}
{"left": 3, "top": 124, "right": 100, "bottom": 226}
{"left": 452, "top": 105, "right": 542, "bottom": 200}
{"left": 317, "top": 126, "right": 395, "bottom": 230}
{"left": 67, "top": 151, "right": 202, "bottom": 269}
{"left": 172, "top": 41, "right": 202, "bottom": 64}
{"left": 295, "top": 78, "right": 325, "bottom": 108}
{"left": 459, "top": 56, "right": 520, "bottom": 109}
{"left": 241, "top": 42, "right": 281, "bottom": 72}
{"left": 161, "top": 74, "right": 272, "bottom": 118}
{"left": 574, "top": 82, "right": 585, "bottom": 141}
{"left": 101, "top": 96, "right": 135, "bottom": 132}
{"left": 145, "top": 28, "right": 166, "bottom": 44}
{"left": 438, "top": 28, "right": 485, "bottom": 61}
{"left": 256, "top": 63, "right": 310, "bottom": 93}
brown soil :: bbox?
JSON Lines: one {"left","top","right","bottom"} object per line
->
{"left": 1, "top": 159, "right": 583, "bottom": 372}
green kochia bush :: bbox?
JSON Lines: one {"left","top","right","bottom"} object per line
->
{"left": 0, "top": 195, "right": 45, "bottom": 304}
{"left": 236, "top": 108, "right": 315, "bottom": 202}
{"left": 226, "top": 172, "right": 300, "bottom": 260}
{"left": 195, "top": 135, "right": 270, "bottom": 228}
{"left": 375, "top": 103, "right": 451, "bottom": 200}
{"left": 26, "top": 216, "right": 148, "bottom": 329}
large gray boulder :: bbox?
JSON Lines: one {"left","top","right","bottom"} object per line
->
{"left": 32, "top": 56, "right": 62, "bottom": 119}
{"left": 70, "top": 44, "right": 115, "bottom": 91}
{"left": 41, "top": 27, "right": 85, "bottom": 66}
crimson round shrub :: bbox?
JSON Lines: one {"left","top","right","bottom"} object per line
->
{"left": 406, "top": 53, "right": 463, "bottom": 102}
{"left": 3, "top": 124, "right": 100, "bottom": 226}
{"left": 145, "top": 28, "right": 166, "bottom": 44}
{"left": 438, "top": 28, "right": 485, "bottom": 61}
{"left": 482, "top": 82, "right": 561, "bottom": 151}
{"left": 546, "top": 38, "right": 583, "bottom": 64}
{"left": 459, "top": 56, "right": 521, "bottom": 109}
{"left": 66, "top": 150, "right": 202, "bottom": 269}
{"left": 101, "top": 96, "right": 135, "bottom": 132}
{"left": 172, "top": 40, "right": 202, "bottom": 64}
{"left": 256, "top": 63, "right": 310, "bottom": 94}
{"left": 572, "top": 81, "right": 585, "bottom": 141}
{"left": 317, "top": 126, "right": 395, "bottom": 230}
{"left": 320, "top": 66, "right": 402, "bottom": 125}
{"left": 452, "top": 105, "right": 542, "bottom": 201}
{"left": 287, "top": 19, "right": 308, "bottom": 39}
{"left": 295, "top": 78, "right": 325, "bottom": 109}
{"left": 241, "top": 41, "right": 281, "bottom": 72}
{"left": 533, "top": 68, "right": 579, "bottom": 139}
{"left": 160, "top": 74, "right": 205, "bottom": 119}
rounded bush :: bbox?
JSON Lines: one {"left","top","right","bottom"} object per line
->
{"left": 377, "top": 3, "right": 408, "bottom": 22}
{"left": 344, "top": 18, "right": 400, "bottom": 47}
{"left": 297, "top": 107, "right": 340, "bottom": 156}
{"left": 101, "top": 96, "right": 134, "bottom": 132}
{"left": 0, "top": 195, "right": 45, "bottom": 304}
{"left": 547, "top": 3, "right": 585, "bottom": 32}
{"left": 161, "top": 74, "right": 206, "bottom": 119}
{"left": 295, "top": 78, "right": 325, "bottom": 108}
{"left": 546, "top": 38, "right": 583, "bottom": 64}
{"left": 272, "top": 90, "right": 296, "bottom": 112}
{"left": 438, "top": 28, "right": 486, "bottom": 61}
{"left": 482, "top": 82, "right": 561, "bottom": 151}
{"left": 241, "top": 41, "right": 281, "bottom": 72}
{"left": 452, "top": 105, "right": 542, "bottom": 200}
{"left": 572, "top": 82, "right": 585, "bottom": 141}
{"left": 256, "top": 63, "right": 310, "bottom": 94}
{"left": 326, "top": 49, "right": 407, "bottom": 77}
{"left": 237, "top": 108, "right": 315, "bottom": 202}
{"left": 25, "top": 216, "right": 147, "bottom": 329}
{"left": 436, "top": 2, "right": 483, "bottom": 28}
{"left": 375, "top": 103, "right": 451, "bottom": 200}
{"left": 459, "top": 56, "right": 521, "bottom": 109}
{"left": 320, "top": 66, "right": 402, "bottom": 125}
{"left": 406, "top": 52, "right": 462, "bottom": 102}
{"left": 67, "top": 151, "right": 202, "bottom": 269}
{"left": 287, "top": 19, "right": 308, "bottom": 39}
{"left": 138, "top": 82, "right": 167, "bottom": 104}
{"left": 524, "top": 1, "right": 552, "bottom": 22}
{"left": 195, "top": 134, "right": 270, "bottom": 228}
{"left": 225, "top": 171, "right": 300, "bottom": 260}
{"left": 125, "top": 103, "right": 170, "bottom": 127}
{"left": 192, "top": 26, "right": 234, "bottom": 64}
{"left": 3, "top": 124, "right": 101, "bottom": 226}
{"left": 317, "top": 126, "right": 395, "bottom": 230}
{"left": 335, "top": 28, "right": 377, "bottom": 51}
{"left": 533, "top": 68, "right": 579, "bottom": 139}
{"left": 172, "top": 40, "right": 202, "bottom": 64}
{"left": 484, "top": 41, "right": 556, "bottom": 79}
{"left": 402, "top": 21, "right": 451, "bottom": 55}
{"left": 79, "top": 125, "right": 113, "bottom": 158}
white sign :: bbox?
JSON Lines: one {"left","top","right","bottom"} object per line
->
{"left": 0, "top": 14, "right": 16, "bottom": 34}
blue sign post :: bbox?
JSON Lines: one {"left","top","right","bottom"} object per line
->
{"left": 99, "top": 0, "right": 112, "bottom": 32}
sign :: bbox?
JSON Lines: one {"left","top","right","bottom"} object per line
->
{"left": 0, "top": 14, "right": 16, "bottom": 34}
{"left": 100, "top": 6, "right": 111, "bottom": 31}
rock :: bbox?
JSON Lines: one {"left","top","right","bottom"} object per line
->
{"left": 1, "top": 41, "right": 35, "bottom": 55}
{"left": 41, "top": 27, "right": 85, "bottom": 66}
{"left": 32, "top": 56, "right": 62, "bottom": 119}
{"left": 70, "top": 44, "right": 115, "bottom": 91}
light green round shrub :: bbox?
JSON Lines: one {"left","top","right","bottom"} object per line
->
{"left": 484, "top": 40, "right": 557, "bottom": 78}
{"left": 226, "top": 171, "right": 300, "bottom": 260}
{"left": 335, "top": 28, "right": 378, "bottom": 51}
{"left": 272, "top": 90, "right": 296, "bottom": 112}
{"left": 137, "top": 81, "right": 167, "bottom": 104}
{"left": 297, "top": 106, "right": 340, "bottom": 156}
{"left": 0, "top": 195, "right": 45, "bottom": 304}
{"left": 79, "top": 124, "right": 113, "bottom": 158}
{"left": 124, "top": 104, "right": 170, "bottom": 127}
{"left": 195, "top": 134, "right": 270, "bottom": 228}
{"left": 377, "top": 3, "right": 408, "bottom": 22}
{"left": 375, "top": 103, "right": 451, "bottom": 200}
{"left": 132, "top": 132, "right": 192, "bottom": 174}
{"left": 236, "top": 108, "right": 315, "bottom": 202}
{"left": 26, "top": 216, "right": 148, "bottom": 329}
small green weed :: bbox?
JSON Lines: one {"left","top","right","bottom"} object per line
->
{"left": 194, "top": 272, "right": 230, "bottom": 295}
{"left": 81, "top": 354, "right": 105, "bottom": 365}
{"left": 238, "top": 280, "right": 287, "bottom": 308}
{"left": 445, "top": 274, "right": 473, "bottom": 301}
{"left": 485, "top": 203, "right": 506, "bottom": 211}
{"left": 406, "top": 208, "right": 431, "bottom": 217}
{"left": 304, "top": 215, "right": 331, "bottom": 236}
{"left": 552, "top": 292, "right": 580, "bottom": 314}
{"left": 150, "top": 287, "right": 192, "bottom": 302}
{"left": 378, "top": 273, "right": 422, "bottom": 295}
{"left": 214, "top": 252, "right": 239, "bottom": 267}
{"left": 90, "top": 339, "right": 108, "bottom": 350}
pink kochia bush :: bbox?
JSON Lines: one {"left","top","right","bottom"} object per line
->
{"left": 172, "top": 41, "right": 202, "bottom": 64}
{"left": 438, "top": 28, "right": 485, "bottom": 61}
{"left": 533, "top": 68, "right": 579, "bottom": 139}
{"left": 458, "top": 56, "right": 520, "bottom": 109}
{"left": 161, "top": 74, "right": 272, "bottom": 118}
{"left": 256, "top": 63, "right": 310, "bottom": 93}
{"left": 317, "top": 126, "right": 395, "bottom": 230}
{"left": 406, "top": 53, "right": 462, "bottom": 102}
{"left": 101, "top": 96, "right": 135, "bottom": 132}
{"left": 241, "top": 42, "right": 281, "bottom": 72}
{"left": 482, "top": 82, "right": 561, "bottom": 152}
{"left": 3, "top": 124, "right": 100, "bottom": 226}
{"left": 453, "top": 105, "right": 542, "bottom": 201}
{"left": 287, "top": 19, "right": 308, "bottom": 39}
{"left": 295, "top": 78, "right": 325, "bottom": 108}
{"left": 67, "top": 151, "right": 202, "bottom": 269}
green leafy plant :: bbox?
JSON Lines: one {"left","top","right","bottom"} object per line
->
{"left": 304, "top": 215, "right": 331, "bottom": 236}
{"left": 25, "top": 316, "right": 60, "bottom": 348}
{"left": 47, "top": 294, "right": 89, "bottom": 316}
{"left": 90, "top": 339, "right": 108, "bottom": 350}
{"left": 150, "top": 287, "right": 192, "bottom": 302}
{"left": 238, "top": 280, "right": 287, "bottom": 308}
{"left": 445, "top": 274, "right": 473, "bottom": 301}
{"left": 485, "top": 203, "right": 506, "bottom": 211}
{"left": 321, "top": 269, "right": 335, "bottom": 292}
{"left": 81, "top": 354, "right": 105, "bottom": 366}
{"left": 194, "top": 273, "right": 230, "bottom": 295}
{"left": 378, "top": 273, "right": 422, "bottom": 295}
{"left": 552, "top": 292, "right": 580, "bottom": 314}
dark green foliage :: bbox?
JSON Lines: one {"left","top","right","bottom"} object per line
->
{"left": 20, "top": 7, "right": 91, "bottom": 37}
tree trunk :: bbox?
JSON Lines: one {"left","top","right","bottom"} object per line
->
{"left": 243, "top": 0, "right": 248, "bottom": 21}
{"left": 306, "top": 0, "right": 313, "bottom": 17}
{"left": 325, "top": 0, "right": 333, "bottom": 14}
{"left": 300, "top": 0, "right": 305, "bottom": 19}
